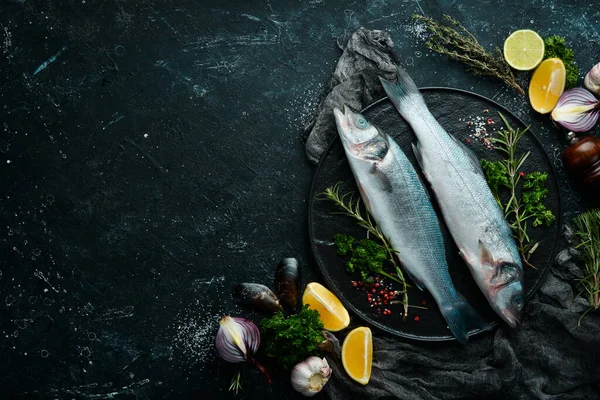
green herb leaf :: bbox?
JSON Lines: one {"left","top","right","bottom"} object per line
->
{"left": 521, "top": 172, "right": 555, "bottom": 227}
{"left": 543, "top": 35, "right": 579, "bottom": 88}
{"left": 334, "top": 233, "right": 355, "bottom": 256}
{"left": 260, "top": 305, "right": 324, "bottom": 370}
{"left": 482, "top": 113, "right": 556, "bottom": 268}
{"left": 572, "top": 209, "right": 600, "bottom": 321}
{"left": 480, "top": 159, "right": 510, "bottom": 204}
{"left": 319, "top": 183, "right": 410, "bottom": 317}
{"left": 335, "top": 237, "right": 390, "bottom": 280}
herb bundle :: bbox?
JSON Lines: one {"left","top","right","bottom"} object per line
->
{"left": 414, "top": 14, "right": 524, "bottom": 95}
{"left": 572, "top": 209, "right": 600, "bottom": 315}
{"left": 480, "top": 113, "right": 555, "bottom": 268}
{"left": 318, "top": 183, "right": 409, "bottom": 317}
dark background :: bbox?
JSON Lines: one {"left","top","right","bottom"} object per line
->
{"left": 0, "top": 0, "right": 598, "bottom": 399}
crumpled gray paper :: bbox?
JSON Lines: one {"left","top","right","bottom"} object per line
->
{"left": 304, "top": 27, "right": 399, "bottom": 164}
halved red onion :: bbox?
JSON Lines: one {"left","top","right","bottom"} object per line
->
{"left": 215, "top": 316, "right": 260, "bottom": 363}
{"left": 551, "top": 88, "right": 600, "bottom": 132}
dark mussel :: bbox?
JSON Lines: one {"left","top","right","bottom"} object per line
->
{"left": 232, "top": 283, "right": 282, "bottom": 314}
{"left": 274, "top": 258, "right": 301, "bottom": 312}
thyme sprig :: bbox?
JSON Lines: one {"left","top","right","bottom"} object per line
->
{"left": 572, "top": 209, "right": 600, "bottom": 322}
{"left": 414, "top": 14, "right": 524, "bottom": 95}
{"left": 318, "top": 182, "right": 409, "bottom": 318}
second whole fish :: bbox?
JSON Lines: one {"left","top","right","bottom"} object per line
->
{"left": 380, "top": 67, "right": 525, "bottom": 328}
{"left": 333, "top": 105, "right": 488, "bottom": 344}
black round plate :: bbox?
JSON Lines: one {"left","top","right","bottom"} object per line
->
{"left": 308, "top": 88, "right": 562, "bottom": 342}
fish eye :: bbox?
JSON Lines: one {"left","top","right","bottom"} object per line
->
{"left": 356, "top": 117, "right": 369, "bottom": 129}
{"left": 512, "top": 295, "right": 524, "bottom": 309}
{"left": 502, "top": 264, "right": 517, "bottom": 277}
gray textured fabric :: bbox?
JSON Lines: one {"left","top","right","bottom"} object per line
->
{"left": 324, "top": 228, "right": 600, "bottom": 400}
{"left": 309, "top": 28, "right": 600, "bottom": 399}
{"left": 304, "top": 27, "right": 399, "bottom": 164}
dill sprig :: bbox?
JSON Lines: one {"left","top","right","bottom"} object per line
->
{"left": 482, "top": 113, "right": 555, "bottom": 269}
{"left": 572, "top": 209, "right": 600, "bottom": 319}
{"left": 318, "top": 182, "right": 409, "bottom": 318}
{"left": 414, "top": 14, "right": 524, "bottom": 95}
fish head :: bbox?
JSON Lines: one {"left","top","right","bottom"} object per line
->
{"left": 477, "top": 240, "right": 524, "bottom": 328}
{"left": 333, "top": 106, "right": 387, "bottom": 161}
{"left": 487, "top": 261, "right": 525, "bottom": 328}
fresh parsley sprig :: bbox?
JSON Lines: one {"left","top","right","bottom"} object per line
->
{"left": 318, "top": 183, "right": 409, "bottom": 318}
{"left": 260, "top": 305, "right": 325, "bottom": 370}
{"left": 481, "top": 113, "right": 555, "bottom": 269}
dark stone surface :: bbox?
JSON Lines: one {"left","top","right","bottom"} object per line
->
{"left": 0, "top": 0, "right": 598, "bottom": 399}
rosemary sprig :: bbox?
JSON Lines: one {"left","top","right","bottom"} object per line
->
{"left": 318, "top": 182, "right": 409, "bottom": 318}
{"left": 414, "top": 14, "right": 524, "bottom": 95}
{"left": 483, "top": 113, "right": 555, "bottom": 269}
{"left": 493, "top": 113, "right": 534, "bottom": 268}
{"left": 572, "top": 209, "right": 600, "bottom": 318}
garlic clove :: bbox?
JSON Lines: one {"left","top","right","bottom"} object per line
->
{"left": 291, "top": 356, "right": 332, "bottom": 397}
{"left": 584, "top": 61, "right": 600, "bottom": 95}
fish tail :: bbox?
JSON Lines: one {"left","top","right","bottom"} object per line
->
{"left": 379, "top": 67, "right": 427, "bottom": 121}
{"left": 440, "top": 294, "right": 490, "bottom": 345}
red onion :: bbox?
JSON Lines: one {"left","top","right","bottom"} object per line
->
{"left": 551, "top": 88, "right": 600, "bottom": 132}
{"left": 215, "top": 316, "right": 271, "bottom": 384}
{"left": 215, "top": 316, "right": 260, "bottom": 363}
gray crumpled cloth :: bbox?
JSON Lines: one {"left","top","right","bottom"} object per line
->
{"left": 308, "top": 28, "right": 600, "bottom": 399}
{"left": 304, "top": 27, "right": 398, "bottom": 164}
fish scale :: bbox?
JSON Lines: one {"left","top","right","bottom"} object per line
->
{"left": 381, "top": 67, "right": 525, "bottom": 328}
{"left": 333, "top": 105, "right": 488, "bottom": 344}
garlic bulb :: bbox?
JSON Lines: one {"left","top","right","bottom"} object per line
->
{"left": 584, "top": 62, "right": 600, "bottom": 95}
{"left": 290, "top": 356, "right": 332, "bottom": 397}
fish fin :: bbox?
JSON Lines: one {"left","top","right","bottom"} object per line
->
{"left": 448, "top": 134, "right": 485, "bottom": 175}
{"left": 379, "top": 67, "right": 425, "bottom": 117}
{"left": 411, "top": 142, "right": 424, "bottom": 170}
{"left": 401, "top": 265, "right": 426, "bottom": 291}
{"left": 369, "top": 162, "right": 393, "bottom": 193}
{"left": 479, "top": 239, "right": 494, "bottom": 266}
{"left": 440, "top": 294, "right": 491, "bottom": 345}
{"left": 357, "top": 182, "right": 373, "bottom": 214}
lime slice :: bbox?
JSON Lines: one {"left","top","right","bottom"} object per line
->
{"left": 503, "top": 29, "right": 545, "bottom": 71}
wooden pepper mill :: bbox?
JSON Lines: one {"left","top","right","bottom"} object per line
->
{"left": 562, "top": 132, "right": 600, "bottom": 195}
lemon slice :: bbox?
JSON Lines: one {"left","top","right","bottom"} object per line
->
{"left": 529, "top": 58, "right": 566, "bottom": 113}
{"left": 302, "top": 282, "right": 350, "bottom": 332}
{"left": 503, "top": 29, "right": 545, "bottom": 71}
{"left": 341, "top": 327, "right": 373, "bottom": 385}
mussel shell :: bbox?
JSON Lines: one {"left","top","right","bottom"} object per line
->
{"left": 274, "top": 258, "right": 301, "bottom": 312}
{"left": 232, "top": 283, "right": 282, "bottom": 314}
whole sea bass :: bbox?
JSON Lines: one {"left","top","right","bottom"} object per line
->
{"left": 333, "top": 106, "right": 487, "bottom": 344}
{"left": 380, "top": 67, "right": 525, "bottom": 328}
